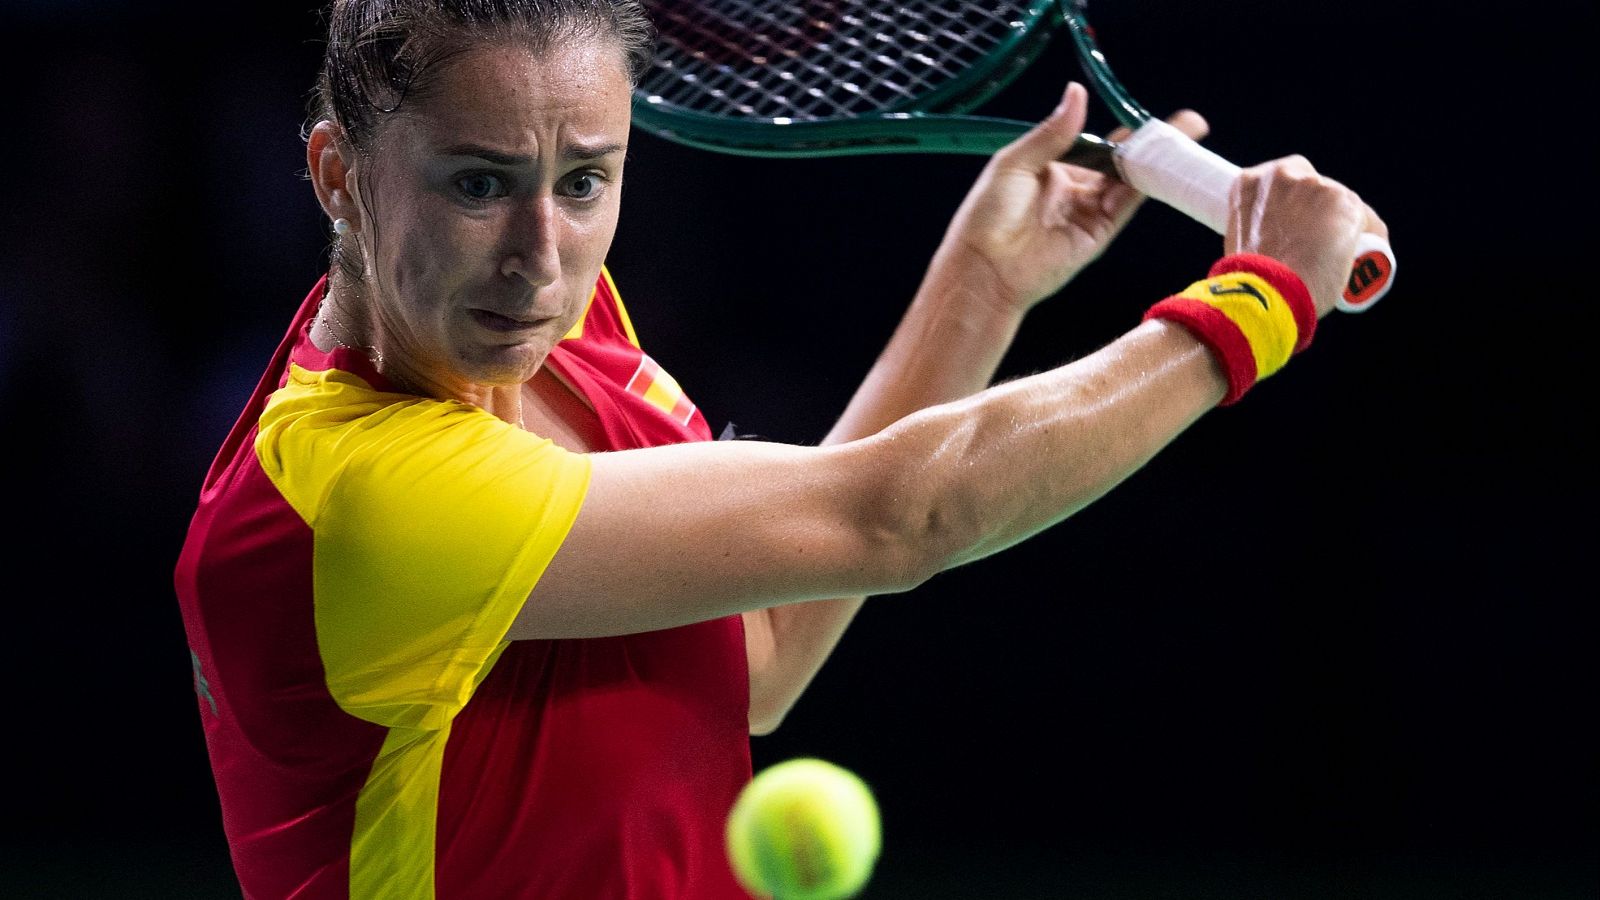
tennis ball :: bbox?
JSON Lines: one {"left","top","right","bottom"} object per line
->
{"left": 726, "top": 757, "right": 882, "bottom": 900}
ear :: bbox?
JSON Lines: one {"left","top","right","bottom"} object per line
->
{"left": 307, "top": 120, "right": 361, "bottom": 229}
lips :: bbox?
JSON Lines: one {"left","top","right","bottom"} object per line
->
{"left": 469, "top": 308, "right": 546, "bottom": 333}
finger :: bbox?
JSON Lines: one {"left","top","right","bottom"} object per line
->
{"left": 1096, "top": 169, "right": 1145, "bottom": 224}
{"left": 1361, "top": 201, "right": 1390, "bottom": 241}
{"left": 1276, "top": 153, "right": 1317, "bottom": 178}
{"left": 1165, "top": 109, "right": 1208, "bottom": 142}
{"left": 994, "top": 81, "right": 1091, "bottom": 170}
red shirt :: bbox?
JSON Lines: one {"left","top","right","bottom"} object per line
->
{"left": 174, "top": 270, "right": 753, "bottom": 898}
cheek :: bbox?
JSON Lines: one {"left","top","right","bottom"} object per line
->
{"left": 380, "top": 201, "right": 485, "bottom": 302}
{"left": 562, "top": 212, "right": 620, "bottom": 315}
{"left": 564, "top": 202, "right": 621, "bottom": 274}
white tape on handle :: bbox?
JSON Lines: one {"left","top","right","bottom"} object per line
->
{"left": 1112, "top": 119, "right": 1396, "bottom": 311}
{"left": 1115, "top": 118, "right": 1237, "bottom": 232}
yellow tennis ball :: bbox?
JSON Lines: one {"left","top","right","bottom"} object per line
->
{"left": 725, "top": 757, "right": 882, "bottom": 900}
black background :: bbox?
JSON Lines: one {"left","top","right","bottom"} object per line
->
{"left": 2, "top": 1, "right": 1595, "bottom": 898}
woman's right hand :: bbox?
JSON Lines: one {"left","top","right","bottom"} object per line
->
{"left": 1227, "top": 155, "right": 1389, "bottom": 318}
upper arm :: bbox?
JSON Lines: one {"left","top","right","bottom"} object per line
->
{"left": 260, "top": 377, "right": 592, "bottom": 728}
{"left": 506, "top": 436, "right": 929, "bottom": 640}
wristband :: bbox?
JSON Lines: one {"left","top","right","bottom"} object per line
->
{"left": 1142, "top": 254, "right": 1315, "bottom": 406}
{"left": 1209, "top": 253, "right": 1317, "bottom": 354}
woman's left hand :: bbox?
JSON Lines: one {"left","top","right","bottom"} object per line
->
{"left": 925, "top": 82, "right": 1209, "bottom": 315}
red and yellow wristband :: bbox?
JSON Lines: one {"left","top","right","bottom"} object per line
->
{"left": 1142, "top": 253, "right": 1317, "bottom": 406}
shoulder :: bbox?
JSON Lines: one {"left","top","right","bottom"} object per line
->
{"left": 256, "top": 364, "right": 581, "bottom": 525}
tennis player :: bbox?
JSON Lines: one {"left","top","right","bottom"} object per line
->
{"left": 173, "top": 1, "right": 1388, "bottom": 897}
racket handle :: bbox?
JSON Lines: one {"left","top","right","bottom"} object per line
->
{"left": 1113, "top": 119, "right": 1395, "bottom": 312}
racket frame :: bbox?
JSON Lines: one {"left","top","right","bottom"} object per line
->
{"left": 630, "top": 0, "right": 1396, "bottom": 310}
{"left": 631, "top": 1, "right": 1096, "bottom": 161}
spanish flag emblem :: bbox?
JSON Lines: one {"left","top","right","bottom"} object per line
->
{"left": 625, "top": 353, "right": 696, "bottom": 425}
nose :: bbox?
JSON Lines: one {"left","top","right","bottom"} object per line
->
{"left": 500, "top": 195, "right": 561, "bottom": 288}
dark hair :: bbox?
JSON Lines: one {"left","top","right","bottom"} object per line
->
{"left": 307, "top": 0, "right": 653, "bottom": 278}
{"left": 311, "top": 0, "right": 653, "bottom": 151}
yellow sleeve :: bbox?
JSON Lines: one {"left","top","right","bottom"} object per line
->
{"left": 259, "top": 365, "right": 592, "bottom": 730}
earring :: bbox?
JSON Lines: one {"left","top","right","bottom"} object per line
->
{"left": 333, "top": 218, "right": 352, "bottom": 237}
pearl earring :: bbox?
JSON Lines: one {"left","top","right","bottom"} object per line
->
{"left": 333, "top": 218, "right": 352, "bottom": 237}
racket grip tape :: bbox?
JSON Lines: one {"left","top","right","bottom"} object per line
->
{"left": 1114, "top": 119, "right": 1395, "bottom": 313}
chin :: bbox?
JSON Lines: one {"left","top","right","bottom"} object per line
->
{"left": 464, "top": 344, "right": 549, "bottom": 386}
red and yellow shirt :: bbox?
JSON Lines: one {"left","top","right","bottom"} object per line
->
{"left": 174, "top": 270, "right": 752, "bottom": 898}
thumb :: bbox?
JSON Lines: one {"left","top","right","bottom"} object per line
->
{"left": 993, "top": 81, "right": 1090, "bottom": 170}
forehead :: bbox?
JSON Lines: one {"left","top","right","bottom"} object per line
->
{"left": 393, "top": 38, "right": 633, "bottom": 149}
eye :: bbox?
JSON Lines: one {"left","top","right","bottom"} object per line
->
{"left": 563, "top": 172, "right": 605, "bottom": 200}
{"left": 456, "top": 172, "right": 507, "bottom": 202}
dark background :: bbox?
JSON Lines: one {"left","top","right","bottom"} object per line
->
{"left": 2, "top": 1, "right": 1594, "bottom": 898}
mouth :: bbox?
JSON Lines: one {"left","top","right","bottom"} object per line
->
{"left": 469, "top": 308, "right": 547, "bottom": 334}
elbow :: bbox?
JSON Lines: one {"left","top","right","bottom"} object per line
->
{"left": 848, "top": 424, "right": 982, "bottom": 592}
{"left": 848, "top": 484, "right": 947, "bottom": 597}
{"left": 747, "top": 679, "right": 798, "bottom": 736}
{"left": 748, "top": 706, "right": 785, "bottom": 737}
{"left": 878, "top": 510, "right": 957, "bottom": 593}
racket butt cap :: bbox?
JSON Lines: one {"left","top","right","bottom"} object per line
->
{"left": 1337, "top": 233, "right": 1396, "bottom": 312}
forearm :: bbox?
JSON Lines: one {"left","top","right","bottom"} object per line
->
{"left": 548, "top": 320, "right": 1225, "bottom": 647}
{"left": 748, "top": 267, "right": 1026, "bottom": 733}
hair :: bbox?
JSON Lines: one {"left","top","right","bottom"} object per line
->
{"left": 311, "top": 0, "right": 653, "bottom": 151}
{"left": 308, "top": 0, "right": 654, "bottom": 278}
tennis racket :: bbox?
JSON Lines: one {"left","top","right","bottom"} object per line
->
{"left": 632, "top": 0, "right": 1395, "bottom": 312}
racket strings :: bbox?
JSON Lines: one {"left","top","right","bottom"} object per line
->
{"left": 639, "top": 0, "right": 1037, "bottom": 121}
{"left": 650, "top": 3, "right": 992, "bottom": 115}
{"left": 649, "top": 2, "right": 885, "bottom": 118}
{"left": 646, "top": 1, "right": 908, "bottom": 116}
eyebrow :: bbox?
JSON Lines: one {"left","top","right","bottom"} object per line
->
{"left": 436, "top": 142, "right": 626, "bottom": 165}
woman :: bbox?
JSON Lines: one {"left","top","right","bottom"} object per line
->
{"left": 174, "top": 0, "right": 1385, "bottom": 897}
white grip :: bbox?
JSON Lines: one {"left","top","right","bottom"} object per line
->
{"left": 1112, "top": 119, "right": 1396, "bottom": 312}
{"left": 1116, "top": 118, "right": 1238, "bottom": 232}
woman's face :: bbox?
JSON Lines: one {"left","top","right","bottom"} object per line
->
{"left": 352, "top": 36, "right": 633, "bottom": 390}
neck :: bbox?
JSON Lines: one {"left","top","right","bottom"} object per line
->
{"left": 314, "top": 275, "right": 421, "bottom": 395}
{"left": 315, "top": 272, "right": 373, "bottom": 350}
{"left": 313, "top": 273, "right": 533, "bottom": 429}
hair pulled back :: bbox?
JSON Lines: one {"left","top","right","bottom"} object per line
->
{"left": 311, "top": 0, "right": 653, "bottom": 153}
